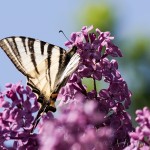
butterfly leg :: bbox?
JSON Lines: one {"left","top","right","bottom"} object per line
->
{"left": 31, "top": 95, "right": 49, "bottom": 132}
{"left": 31, "top": 93, "right": 58, "bottom": 132}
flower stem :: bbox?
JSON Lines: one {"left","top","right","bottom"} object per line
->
{"left": 93, "top": 78, "right": 97, "bottom": 98}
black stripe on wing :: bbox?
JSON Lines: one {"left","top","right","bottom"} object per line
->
{"left": 27, "top": 82, "right": 41, "bottom": 95}
{"left": 28, "top": 38, "right": 39, "bottom": 74}
{"left": 12, "top": 38, "right": 21, "bottom": 58}
{"left": 40, "top": 41, "right": 45, "bottom": 55}
{"left": 21, "top": 37, "right": 27, "bottom": 54}
{"left": 47, "top": 44, "right": 53, "bottom": 88}
{"left": 58, "top": 47, "right": 66, "bottom": 70}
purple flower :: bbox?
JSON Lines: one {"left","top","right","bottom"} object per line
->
{"left": 39, "top": 100, "right": 114, "bottom": 150}
{"left": 39, "top": 26, "right": 133, "bottom": 149}
{"left": 125, "top": 107, "right": 150, "bottom": 149}
{"left": 0, "top": 82, "right": 40, "bottom": 149}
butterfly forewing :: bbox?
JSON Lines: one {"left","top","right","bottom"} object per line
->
{"left": 0, "top": 36, "right": 80, "bottom": 111}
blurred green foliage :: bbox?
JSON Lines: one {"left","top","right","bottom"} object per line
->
{"left": 78, "top": 3, "right": 116, "bottom": 33}
{"left": 123, "top": 37, "right": 150, "bottom": 106}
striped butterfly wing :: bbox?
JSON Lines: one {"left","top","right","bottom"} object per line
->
{"left": 0, "top": 36, "right": 80, "bottom": 111}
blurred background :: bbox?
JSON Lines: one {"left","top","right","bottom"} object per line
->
{"left": 0, "top": 0, "right": 150, "bottom": 125}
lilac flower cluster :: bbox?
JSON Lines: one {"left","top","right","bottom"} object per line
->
{"left": 0, "top": 26, "right": 134, "bottom": 149}
{"left": 125, "top": 107, "right": 150, "bottom": 150}
{"left": 39, "top": 26, "right": 133, "bottom": 149}
{"left": 0, "top": 83, "right": 39, "bottom": 149}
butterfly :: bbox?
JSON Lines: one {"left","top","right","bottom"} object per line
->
{"left": 0, "top": 36, "right": 80, "bottom": 112}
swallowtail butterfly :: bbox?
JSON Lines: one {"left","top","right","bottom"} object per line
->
{"left": 0, "top": 36, "right": 80, "bottom": 112}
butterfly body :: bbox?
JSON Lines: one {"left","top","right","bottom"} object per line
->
{"left": 0, "top": 36, "right": 80, "bottom": 112}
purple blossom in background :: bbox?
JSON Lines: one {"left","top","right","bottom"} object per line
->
{"left": 39, "top": 101, "right": 114, "bottom": 150}
{"left": 0, "top": 26, "right": 135, "bottom": 150}
{"left": 125, "top": 107, "right": 150, "bottom": 150}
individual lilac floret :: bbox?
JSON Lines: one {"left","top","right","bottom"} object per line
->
{"left": 0, "top": 82, "right": 39, "bottom": 149}
{"left": 125, "top": 107, "right": 150, "bottom": 150}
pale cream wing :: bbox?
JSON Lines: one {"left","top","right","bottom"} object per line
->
{"left": 0, "top": 36, "right": 67, "bottom": 99}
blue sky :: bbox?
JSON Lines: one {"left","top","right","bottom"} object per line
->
{"left": 0, "top": 0, "right": 150, "bottom": 89}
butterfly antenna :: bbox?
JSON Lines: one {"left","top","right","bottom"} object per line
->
{"left": 59, "top": 30, "right": 70, "bottom": 41}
